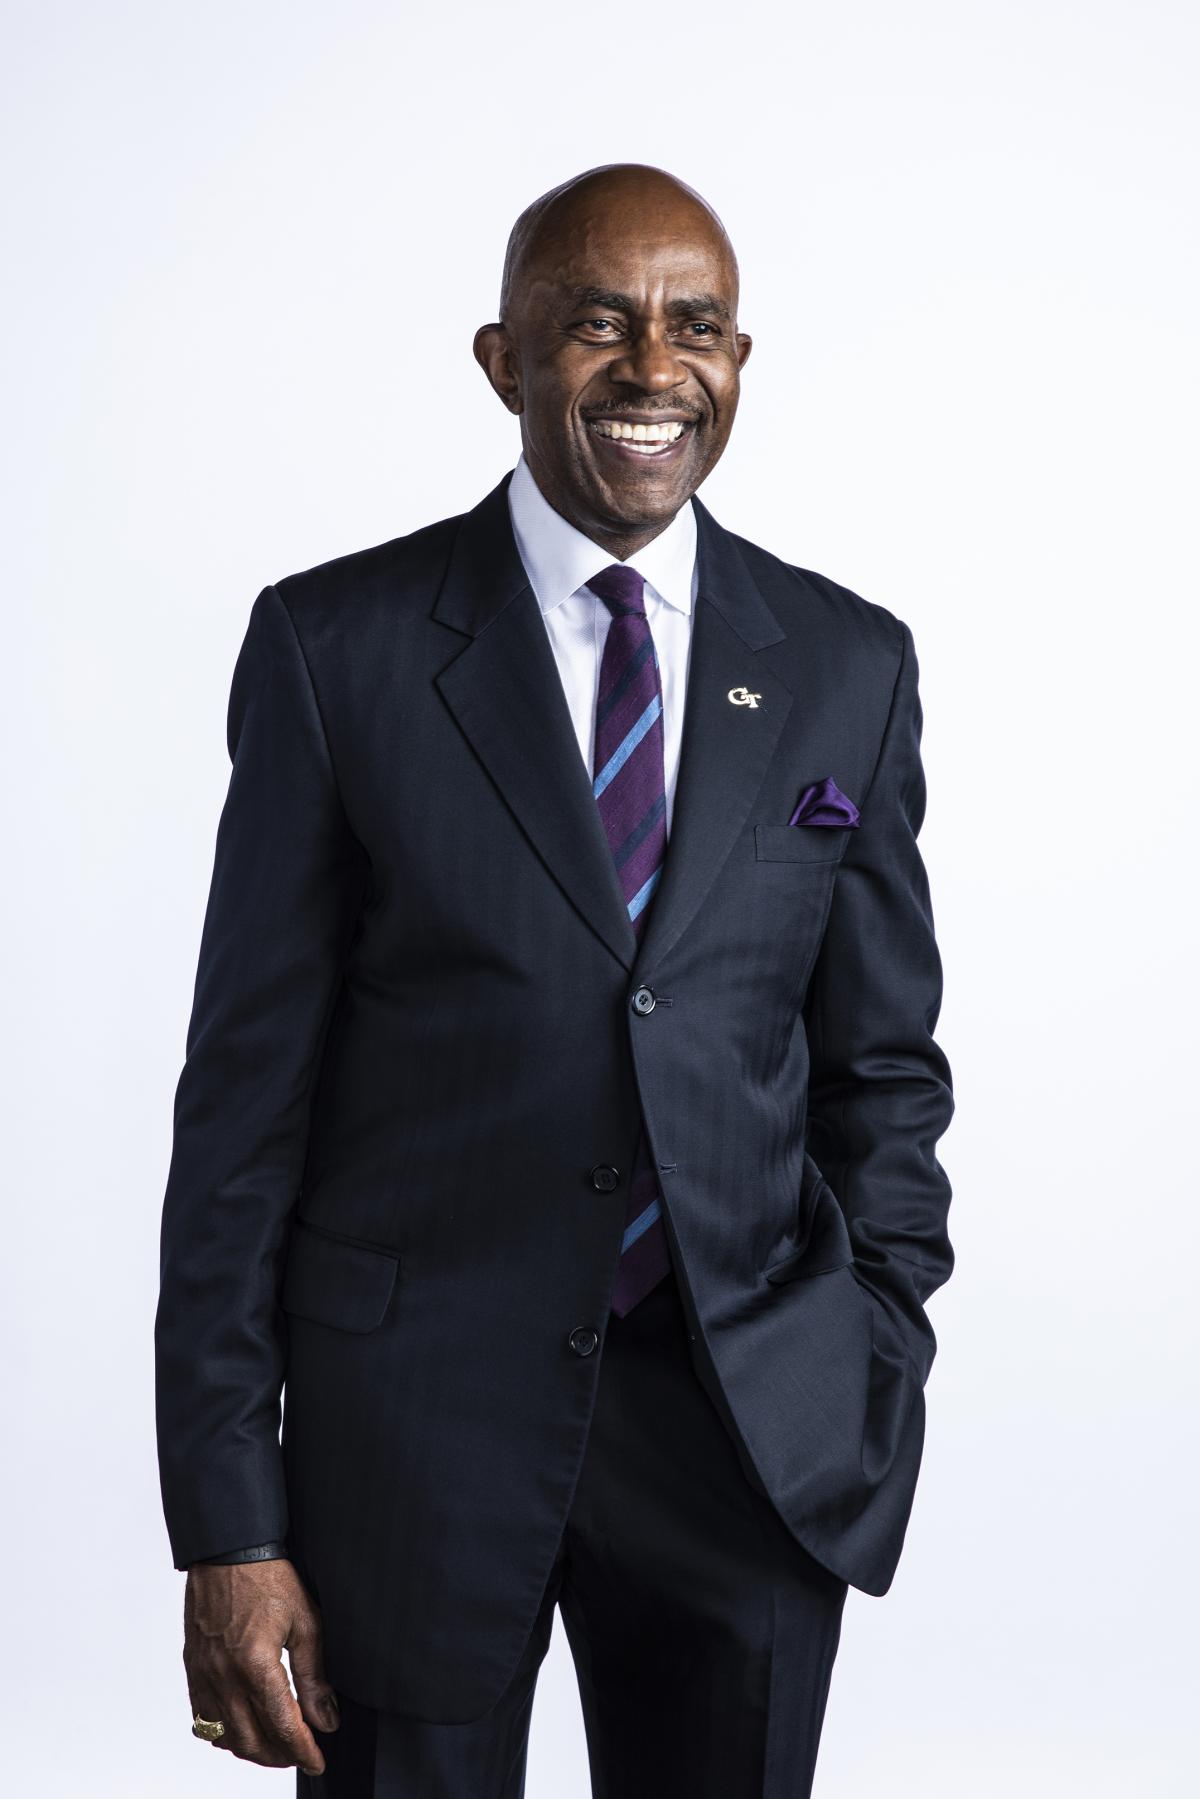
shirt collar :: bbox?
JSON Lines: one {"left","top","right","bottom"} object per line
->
{"left": 507, "top": 452, "right": 696, "bottom": 618}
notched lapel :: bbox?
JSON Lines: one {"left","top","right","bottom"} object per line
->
{"left": 630, "top": 502, "right": 793, "bottom": 976}
{"left": 433, "top": 477, "right": 639, "bottom": 972}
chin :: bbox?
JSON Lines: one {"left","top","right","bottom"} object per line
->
{"left": 600, "top": 492, "right": 684, "bottom": 531}
{"left": 597, "top": 461, "right": 693, "bottom": 504}
{"left": 616, "top": 480, "right": 692, "bottom": 515}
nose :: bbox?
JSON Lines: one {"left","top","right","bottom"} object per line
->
{"left": 606, "top": 323, "right": 687, "bottom": 395}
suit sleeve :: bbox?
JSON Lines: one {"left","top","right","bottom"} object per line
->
{"left": 154, "top": 584, "right": 369, "bottom": 1570}
{"left": 802, "top": 617, "right": 954, "bottom": 1379}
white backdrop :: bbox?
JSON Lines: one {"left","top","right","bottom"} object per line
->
{"left": 4, "top": 1, "right": 1197, "bottom": 1792}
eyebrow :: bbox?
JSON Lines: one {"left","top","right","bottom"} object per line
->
{"left": 566, "top": 285, "right": 732, "bottom": 322}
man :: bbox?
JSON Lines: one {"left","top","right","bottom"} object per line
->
{"left": 155, "top": 162, "right": 954, "bottom": 1798}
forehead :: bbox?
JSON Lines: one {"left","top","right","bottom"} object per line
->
{"left": 521, "top": 197, "right": 736, "bottom": 312}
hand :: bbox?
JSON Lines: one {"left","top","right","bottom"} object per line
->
{"left": 183, "top": 1558, "right": 339, "bottom": 1774}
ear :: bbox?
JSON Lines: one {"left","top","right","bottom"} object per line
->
{"left": 473, "top": 323, "right": 523, "bottom": 415}
{"left": 735, "top": 331, "right": 753, "bottom": 370}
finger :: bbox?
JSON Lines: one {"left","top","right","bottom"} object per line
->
{"left": 223, "top": 1690, "right": 286, "bottom": 1767}
{"left": 187, "top": 1678, "right": 242, "bottom": 1751}
{"left": 286, "top": 1607, "right": 341, "bottom": 1735}
{"left": 192, "top": 1686, "right": 284, "bottom": 1768}
{"left": 244, "top": 1650, "right": 326, "bottom": 1777}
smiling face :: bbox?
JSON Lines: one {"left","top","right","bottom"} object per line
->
{"left": 474, "top": 166, "right": 752, "bottom": 559}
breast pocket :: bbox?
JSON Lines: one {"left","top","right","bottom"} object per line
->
{"left": 754, "top": 822, "right": 851, "bottom": 865}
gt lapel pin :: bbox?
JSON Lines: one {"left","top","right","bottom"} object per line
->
{"left": 727, "top": 686, "right": 762, "bottom": 708}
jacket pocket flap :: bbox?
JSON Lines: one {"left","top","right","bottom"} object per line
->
{"left": 764, "top": 1178, "right": 855, "bottom": 1283}
{"left": 281, "top": 1220, "right": 400, "bottom": 1332}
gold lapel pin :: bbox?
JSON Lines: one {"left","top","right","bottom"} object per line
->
{"left": 727, "top": 686, "right": 762, "bottom": 709}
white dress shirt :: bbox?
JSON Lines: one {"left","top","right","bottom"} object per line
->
{"left": 506, "top": 453, "right": 698, "bottom": 838}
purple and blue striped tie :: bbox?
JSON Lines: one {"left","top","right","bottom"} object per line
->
{"left": 588, "top": 563, "right": 674, "bottom": 1317}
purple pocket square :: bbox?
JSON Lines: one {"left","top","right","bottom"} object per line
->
{"left": 788, "top": 776, "right": 861, "bottom": 829}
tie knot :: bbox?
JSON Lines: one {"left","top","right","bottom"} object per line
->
{"left": 587, "top": 563, "right": 646, "bottom": 617}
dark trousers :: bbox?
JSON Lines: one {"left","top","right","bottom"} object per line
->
{"left": 298, "top": 1270, "right": 848, "bottom": 1799}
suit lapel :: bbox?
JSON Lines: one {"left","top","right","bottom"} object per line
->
{"left": 630, "top": 497, "right": 793, "bottom": 975}
{"left": 432, "top": 474, "right": 794, "bottom": 978}
{"left": 434, "top": 475, "right": 640, "bottom": 970}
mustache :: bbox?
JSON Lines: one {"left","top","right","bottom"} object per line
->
{"left": 583, "top": 404, "right": 703, "bottom": 422}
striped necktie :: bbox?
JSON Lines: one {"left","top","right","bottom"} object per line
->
{"left": 588, "top": 563, "right": 674, "bottom": 1317}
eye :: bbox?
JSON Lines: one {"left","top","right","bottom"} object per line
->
{"left": 685, "top": 321, "right": 718, "bottom": 337}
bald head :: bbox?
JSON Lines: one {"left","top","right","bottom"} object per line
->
{"left": 475, "top": 161, "right": 751, "bottom": 558}
{"left": 499, "top": 163, "right": 738, "bottom": 322}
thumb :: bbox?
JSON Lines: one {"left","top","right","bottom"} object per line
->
{"left": 286, "top": 1605, "right": 340, "bottom": 1734}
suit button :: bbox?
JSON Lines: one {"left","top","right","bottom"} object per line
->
{"left": 631, "top": 985, "right": 656, "bottom": 1015}
{"left": 591, "top": 1165, "right": 620, "bottom": 1192}
{"left": 569, "top": 1326, "right": 599, "bottom": 1357}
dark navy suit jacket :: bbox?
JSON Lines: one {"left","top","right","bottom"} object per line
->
{"left": 154, "top": 470, "right": 954, "bottom": 1722}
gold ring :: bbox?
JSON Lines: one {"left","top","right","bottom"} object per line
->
{"left": 192, "top": 1713, "right": 226, "bottom": 1742}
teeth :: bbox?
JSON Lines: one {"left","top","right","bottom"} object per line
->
{"left": 590, "top": 419, "right": 686, "bottom": 446}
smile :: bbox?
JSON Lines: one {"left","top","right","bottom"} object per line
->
{"left": 587, "top": 419, "right": 692, "bottom": 458}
